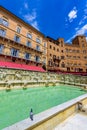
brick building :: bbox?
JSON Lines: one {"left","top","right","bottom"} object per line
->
{"left": 0, "top": 6, "right": 47, "bottom": 70}
{"left": 47, "top": 36, "right": 87, "bottom": 72}
{"left": 0, "top": 6, "right": 87, "bottom": 73}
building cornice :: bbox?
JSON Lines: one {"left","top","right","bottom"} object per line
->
{"left": 0, "top": 5, "right": 45, "bottom": 37}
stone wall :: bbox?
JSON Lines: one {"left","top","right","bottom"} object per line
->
{"left": 0, "top": 68, "right": 87, "bottom": 91}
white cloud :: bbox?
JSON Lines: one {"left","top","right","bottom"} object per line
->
{"left": 79, "top": 2, "right": 87, "bottom": 26}
{"left": 84, "top": 15, "right": 87, "bottom": 20}
{"left": 68, "top": 7, "right": 77, "bottom": 22}
{"left": 79, "top": 15, "right": 87, "bottom": 26}
{"left": 19, "top": 2, "right": 40, "bottom": 31}
{"left": 31, "top": 21, "right": 39, "bottom": 30}
{"left": 66, "top": 3, "right": 87, "bottom": 43}
{"left": 86, "top": 37, "right": 87, "bottom": 41}
{"left": 76, "top": 24, "right": 87, "bottom": 35}
{"left": 24, "top": 10, "right": 37, "bottom": 22}
{"left": 84, "top": 8, "right": 87, "bottom": 14}
{"left": 79, "top": 20, "right": 83, "bottom": 26}
{"left": 65, "top": 39, "right": 71, "bottom": 43}
{"left": 66, "top": 24, "right": 87, "bottom": 43}
{"left": 75, "top": 27, "right": 79, "bottom": 31}
{"left": 66, "top": 35, "right": 75, "bottom": 43}
{"left": 23, "top": 10, "right": 39, "bottom": 30}
{"left": 24, "top": 2, "right": 29, "bottom": 9}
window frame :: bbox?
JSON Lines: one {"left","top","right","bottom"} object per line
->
{"left": 14, "top": 35, "right": 20, "bottom": 43}
{"left": 16, "top": 26, "right": 21, "bottom": 34}
{"left": 0, "top": 44, "right": 4, "bottom": 54}
{"left": 24, "top": 52, "right": 31, "bottom": 60}
{"left": 27, "top": 32, "right": 32, "bottom": 39}
{"left": 0, "top": 18, "right": 9, "bottom": 27}
{"left": 36, "top": 45, "right": 40, "bottom": 51}
{"left": 11, "top": 48, "right": 19, "bottom": 57}
{"left": 36, "top": 37, "right": 41, "bottom": 44}
{"left": 26, "top": 41, "right": 32, "bottom": 47}
{"left": 0, "top": 29, "right": 6, "bottom": 37}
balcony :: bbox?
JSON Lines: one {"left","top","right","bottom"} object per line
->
{"left": 0, "top": 35, "right": 43, "bottom": 54}
{"left": 0, "top": 51, "right": 42, "bottom": 65}
{"left": 53, "top": 57, "right": 61, "bottom": 62}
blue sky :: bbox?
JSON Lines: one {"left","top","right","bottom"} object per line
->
{"left": 0, "top": 0, "right": 87, "bottom": 42}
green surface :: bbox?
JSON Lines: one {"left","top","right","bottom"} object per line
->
{"left": 0, "top": 85, "right": 86, "bottom": 129}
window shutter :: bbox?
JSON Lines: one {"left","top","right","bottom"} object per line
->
{"left": 18, "top": 37, "right": 20, "bottom": 43}
{"left": 3, "top": 30, "right": 6, "bottom": 37}
{"left": 0, "top": 18, "right": 2, "bottom": 24}
{"left": 17, "top": 50, "right": 19, "bottom": 57}
{"left": 11, "top": 48, "right": 14, "bottom": 55}
{"left": 0, "top": 45, "right": 3, "bottom": 53}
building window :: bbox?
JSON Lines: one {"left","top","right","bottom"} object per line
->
{"left": 72, "top": 50, "right": 75, "bottom": 52}
{"left": 73, "top": 56, "right": 76, "bottom": 59}
{"left": 0, "top": 29, "right": 6, "bottom": 37}
{"left": 11, "top": 48, "right": 19, "bottom": 57}
{"left": 35, "top": 56, "right": 40, "bottom": 62}
{"left": 57, "top": 56, "right": 60, "bottom": 59}
{"left": 66, "top": 49, "right": 68, "bottom": 52}
{"left": 81, "top": 36, "right": 84, "bottom": 39}
{"left": 36, "top": 45, "right": 40, "bottom": 51}
{"left": 61, "top": 62, "right": 65, "bottom": 68}
{"left": 0, "top": 44, "right": 4, "bottom": 53}
{"left": 84, "top": 56, "right": 87, "bottom": 59}
{"left": 16, "top": 26, "right": 21, "bottom": 33}
{"left": 82, "top": 43, "right": 85, "bottom": 47}
{"left": 57, "top": 49, "right": 59, "bottom": 52}
{"left": 50, "top": 45, "right": 52, "bottom": 49}
{"left": 43, "top": 59, "right": 46, "bottom": 64}
{"left": 26, "top": 41, "right": 32, "bottom": 47}
{"left": 78, "top": 56, "right": 80, "bottom": 59}
{"left": 24, "top": 53, "right": 31, "bottom": 60}
{"left": 14, "top": 35, "right": 20, "bottom": 43}
{"left": 27, "top": 33, "right": 32, "bottom": 39}
{"left": 60, "top": 40, "right": 63, "bottom": 47}
{"left": 77, "top": 50, "right": 79, "bottom": 53}
{"left": 53, "top": 47, "right": 55, "bottom": 50}
{"left": 83, "top": 50, "right": 86, "bottom": 53}
{"left": 43, "top": 49, "right": 46, "bottom": 54}
{"left": 0, "top": 18, "right": 9, "bottom": 27}
{"left": 69, "top": 49, "right": 72, "bottom": 52}
{"left": 74, "top": 63, "right": 77, "bottom": 66}
{"left": 61, "top": 56, "right": 64, "bottom": 59}
{"left": 48, "top": 60, "right": 52, "bottom": 66}
{"left": 53, "top": 55, "right": 56, "bottom": 59}
{"left": 36, "top": 38, "right": 41, "bottom": 43}
{"left": 44, "top": 42, "right": 46, "bottom": 47}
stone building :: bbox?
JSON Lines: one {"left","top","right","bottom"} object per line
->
{"left": 47, "top": 35, "right": 87, "bottom": 72}
{"left": 0, "top": 6, "right": 47, "bottom": 69}
{"left": 0, "top": 6, "right": 87, "bottom": 72}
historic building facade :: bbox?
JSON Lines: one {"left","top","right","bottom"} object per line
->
{"left": 47, "top": 35, "right": 87, "bottom": 72}
{"left": 47, "top": 37, "right": 65, "bottom": 71}
{"left": 65, "top": 36, "right": 87, "bottom": 72}
{"left": 0, "top": 6, "right": 47, "bottom": 68}
{"left": 0, "top": 6, "right": 87, "bottom": 72}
